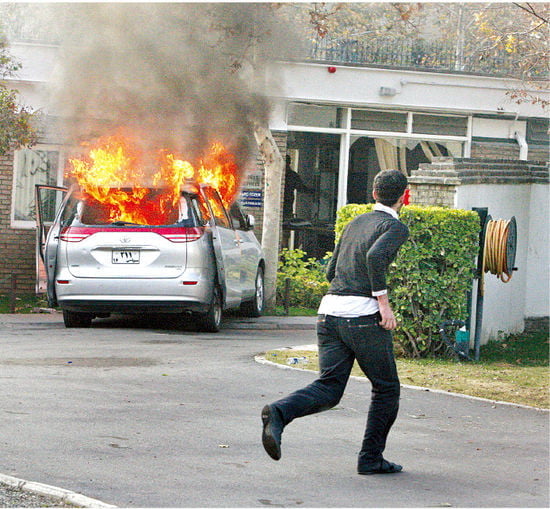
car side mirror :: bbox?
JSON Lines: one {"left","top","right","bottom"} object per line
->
{"left": 246, "top": 214, "right": 255, "bottom": 230}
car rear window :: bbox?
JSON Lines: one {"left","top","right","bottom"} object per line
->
{"left": 62, "top": 188, "right": 201, "bottom": 228}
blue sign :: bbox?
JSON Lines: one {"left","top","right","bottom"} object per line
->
{"left": 241, "top": 190, "right": 263, "bottom": 208}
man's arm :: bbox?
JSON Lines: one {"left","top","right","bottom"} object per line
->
{"left": 376, "top": 292, "right": 397, "bottom": 330}
{"left": 366, "top": 221, "right": 409, "bottom": 294}
{"left": 326, "top": 239, "right": 341, "bottom": 282}
{"left": 366, "top": 221, "right": 409, "bottom": 330}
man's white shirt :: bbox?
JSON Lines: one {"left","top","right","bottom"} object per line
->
{"left": 317, "top": 203, "right": 398, "bottom": 318}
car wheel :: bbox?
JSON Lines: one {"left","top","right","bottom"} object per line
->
{"left": 240, "top": 266, "right": 264, "bottom": 317}
{"left": 199, "top": 285, "right": 222, "bottom": 332}
{"left": 63, "top": 309, "right": 93, "bottom": 328}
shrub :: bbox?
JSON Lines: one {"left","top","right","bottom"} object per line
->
{"left": 336, "top": 204, "right": 480, "bottom": 358}
{"left": 276, "top": 248, "right": 330, "bottom": 310}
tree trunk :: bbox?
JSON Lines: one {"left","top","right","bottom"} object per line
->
{"left": 253, "top": 123, "right": 284, "bottom": 311}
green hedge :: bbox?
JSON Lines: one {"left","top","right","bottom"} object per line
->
{"left": 276, "top": 249, "right": 330, "bottom": 310}
{"left": 336, "top": 204, "right": 480, "bottom": 357}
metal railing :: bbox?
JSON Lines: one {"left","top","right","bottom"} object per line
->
{"left": 306, "top": 37, "right": 542, "bottom": 79}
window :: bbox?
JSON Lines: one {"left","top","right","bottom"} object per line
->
{"left": 413, "top": 114, "right": 468, "bottom": 136}
{"left": 12, "top": 146, "right": 63, "bottom": 227}
{"left": 527, "top": 117, "right": 549, "bottom": 145}
{"left": 288, "top": 103, "right": 343, "bottom": 128}
{"left": 190, "top": 195, "right": 209, "bottom": 226}
{"left": 351, "top": 110, "right": 408, "bottom": 132}
{"left": 229, "top": 202, "right": 248, "bottom": 230}
{"left": 204, "top": 187, "right": 231, "bottom": 228}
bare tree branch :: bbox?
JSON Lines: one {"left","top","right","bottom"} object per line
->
{"left": 513, "top": 2, "right": 549, "bottom": 24}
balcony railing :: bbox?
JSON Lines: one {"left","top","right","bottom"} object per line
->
{"left": 306, "top": 37, "right": 543, "bottom": 79}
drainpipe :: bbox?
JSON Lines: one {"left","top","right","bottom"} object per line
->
{"left": 514, "top": 131, "right": 528, "bottom": 161}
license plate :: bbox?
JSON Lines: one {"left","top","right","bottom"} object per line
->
{"left": 112, "top": 249, "right": 140, "bottom": 264}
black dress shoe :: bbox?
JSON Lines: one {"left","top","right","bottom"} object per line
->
{"left": 261, "top": 404, "right": 283, "bottom": 461}
{"left": 358, "top": 459, "right": 403, "bottom": 475}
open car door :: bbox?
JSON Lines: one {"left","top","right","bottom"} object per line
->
{"left": 35, "top": 184, "right": 70, "bottom": 306}
{"left": 200, "top": 185, "right": 241, "bottom": 308}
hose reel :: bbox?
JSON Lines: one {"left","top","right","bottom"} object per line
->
{"left": 480, "top": 215, "right": 517, "bottom": 295}
{"left": 469, "top": 209, "right": 519, "bottom": 361}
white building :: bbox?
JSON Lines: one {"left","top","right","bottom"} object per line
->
{"left": 2, "top": 40, "right": 548, "bottom": 346}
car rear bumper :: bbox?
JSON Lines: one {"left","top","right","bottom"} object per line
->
{"left": 55, "top": 270, "right": 214, "bottom": 314}
{"left": 59, "top": 298, "right": 209, "bottom": 314}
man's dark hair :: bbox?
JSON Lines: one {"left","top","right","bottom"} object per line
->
{"left": 373, "top": 169, "right": 408, "bottom": 206}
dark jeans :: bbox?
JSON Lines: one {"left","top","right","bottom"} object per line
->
{"left": 272, "top": 313, "right": 401, "bottom": 467}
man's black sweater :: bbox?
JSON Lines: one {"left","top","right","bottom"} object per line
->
{"left": 326, "top": 210, "right": 409, "bottom": 297}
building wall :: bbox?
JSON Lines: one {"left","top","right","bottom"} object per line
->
{"left": 410, "top": 159, "right": 549, "bottom": 344}
{"left": 409, "top": 181, "right": 456, "bottom": 208}
{"left": 527, "top": 145, "right": 549, "bottom": 162}
{"left": 472, "top": 141, "right": 549, "bottom": 163}
{"left": 525, "top": 183, "right": 549, "bottom": 318}
{"left": 457, "top": 183, "right": 531, "bottom": 341}
{"left": 3, "top": 42, "right": 548, "bottom": 313}
{"left": 471, "top": 141, "right": 520, "bottom": 160}
{"left": 0, "top": 148, "right": 36, "bottom": 294}
{"left": 268, "top": 61, "right": 548, "bottom": 125}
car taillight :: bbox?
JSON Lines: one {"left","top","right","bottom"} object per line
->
{"left": 59, "top": 226, "right": 204, "bottom": 242}
{"left": 159, "top": 227, "right": 204, "bottom": 243}
{"left": 59, "top": 227, "right": 93, "bottom": 242}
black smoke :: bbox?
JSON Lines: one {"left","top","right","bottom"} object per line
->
{"left": 53, "top": 3, "right": 302, "bottom": 174}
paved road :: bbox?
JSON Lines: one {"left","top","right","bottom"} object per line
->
{"left": 0, "top": 313, "right": 548, "bottom": 507}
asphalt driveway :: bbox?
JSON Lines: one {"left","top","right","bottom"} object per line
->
{"left": 0, "top": 313, "right": 548, "bottom": 507}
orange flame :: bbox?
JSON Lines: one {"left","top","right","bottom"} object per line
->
{"left": 66, "top": 133, "right": 241, "bottom": 225}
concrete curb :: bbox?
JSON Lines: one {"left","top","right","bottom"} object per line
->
{"left": 225, "top": 320, "right": 316, "bottom": 330}
{"left": 255, "top": 351, "right": 549, "bottom": 413}
{"left": 0, "top": 473, "right": 117, "bottom": 508}
{"left": 0, "top": 313, "right": 318, "bottom": 331}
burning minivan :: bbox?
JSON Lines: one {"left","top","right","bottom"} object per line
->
{"left": 35, "top": 136, "right": 265, "bottom": 332}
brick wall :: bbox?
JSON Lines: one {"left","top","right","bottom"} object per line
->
{"left": 0, "top": 147, "right": 37, "bottom": 295}
{"left": 528, "top": 145, "right": 549, "bottom": 162}
{"left": 409, "top": 182, "right": 456, "bottom": 207}
{"left": 471, "top": 141, "right": 520, "bottom": 160}
{"left": 472, "top": 140, "right": 548, "bottom": 163}
{"left": 409, "top": 157, "right": 549, "bottom": 208}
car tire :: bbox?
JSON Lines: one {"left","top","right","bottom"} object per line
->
{"left": 199, "top": 285, "right": 222, "bottom": 332}
{"left": 63, "top": 309, "right": 93, "bottom": 328}
{"left": 240, "top": 266, "right": 264, "bottom": 317}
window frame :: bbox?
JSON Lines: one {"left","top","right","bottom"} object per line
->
{"left": 203, "top": 186, "right": 232, "bottom": 229}
{"left": 11, "top": 144, "right": 65, "bottom": 230}
{"left": 287, "top": 103, "right": 470, "bottom": 142}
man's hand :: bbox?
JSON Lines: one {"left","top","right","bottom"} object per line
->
{"left": 376, "top": 293, "right": 397, "bottom": 330}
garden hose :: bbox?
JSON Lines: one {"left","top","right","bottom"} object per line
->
{"left": 481, "top": 218, "right": 516, "bottom": 294}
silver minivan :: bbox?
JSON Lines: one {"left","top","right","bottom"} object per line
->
{"left": 36, "top": 183, "right": 265, "bottom": 332}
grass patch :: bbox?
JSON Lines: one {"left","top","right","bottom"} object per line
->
{"left": 269, "top": 306, "right": 319, "bottom": 317}
{"left": 0, "top": 293, "right": 49, "bottom": 314}
{"left": 263, "top": 329, "right": 549, "bottom": 409}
